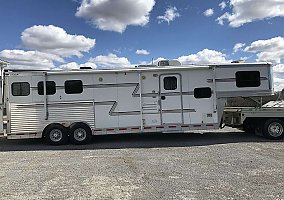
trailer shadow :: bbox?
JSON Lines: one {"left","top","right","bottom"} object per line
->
{"left": 0, "top": 130, "right": 283, "bottom": 152}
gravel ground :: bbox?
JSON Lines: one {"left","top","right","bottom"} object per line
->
{"left": 0, "top": 127, "right": 283, "bottom": 200}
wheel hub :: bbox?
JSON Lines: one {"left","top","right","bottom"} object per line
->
{"left": 74, "top": 128, "right": 87, "bottom": 141}
{"left": 50, "top": 129, "right": 63, "bottom": 142}
{"left": 268, "top": 122, "right": 283, "bottom": 137}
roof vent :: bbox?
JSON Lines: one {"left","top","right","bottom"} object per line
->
{"left": 158, "top": 60, "right": 181, "bottom": 66}
{"left": 136, "top": 65, "right": 156, "bottom": 68}
{"left": 231, "top": 60, "right": 245, "bottom": 63}
{"left": 80, "top": 66, "right": 92, "bottom": 69}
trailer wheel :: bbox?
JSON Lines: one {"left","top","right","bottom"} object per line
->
{"left": 44, "top": 124, "right": 68, "bottom": 145}
{"left": 69, "top": 123, "right": 92, "bottom": 145}
{"left": 263, "top": 119, "right": 284, "bottom": 140}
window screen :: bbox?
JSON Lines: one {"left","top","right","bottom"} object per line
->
{"left": 194, "top": 87, "right": 212, "bottom": 99}
{"left": 12, "top": 82, "right": 30, "bottom": 96}
{"left": 65, "top": 80, "right": 83, "bottom": 94}
{"left": 236, "top": 71, "right": 260, "bottom": 88}
{"left": 164, "top": 76, "right": 177, "bottom": 90}
{"left": 38, "top": 81, "right": 56, "bottom": 95}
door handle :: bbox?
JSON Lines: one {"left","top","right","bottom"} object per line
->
{"left": 161, "top": 96, "right": 166, "bottom": 100}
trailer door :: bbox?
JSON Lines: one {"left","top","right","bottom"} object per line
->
{"left": 159, "top": 74, "right": 183, "bottom": 124}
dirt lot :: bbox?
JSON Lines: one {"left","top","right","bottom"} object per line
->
{"left": 0, "top": 127, "right": 283, "bottom": 200}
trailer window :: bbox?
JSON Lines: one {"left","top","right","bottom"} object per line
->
{"left": 236, "top": 71, "right": 260, "bottom": 87}
{"left": 38, "top": 81, "right": 56, "bottom": 95}
{"left": 65, "top": 80, "right": 83, "bottom": 94}
{"left": 164, "top": 76, "right": 177, "bottom": 90}
{"left": 11, "top": 82, "right": 30, "bottom": 96}
{"left": 194, "top": 87, "right": 212, "bottom": 99}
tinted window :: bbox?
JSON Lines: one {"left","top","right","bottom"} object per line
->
{"left": 164, "top": 76, "right": 177, "bottom": 90}
{"left": 236, "top": 71, "right": 260, "bottom": 88}
{"left": 65, "top": 80, "right": 83, "bottom": 94}
{"left": 12, "top": 82, "right": 30, "bottom": 96}
{"left": 194, "top": 87, "right": 212, "bottom": 99}
{"left": 38, "top": 81, "right": 56, "bottom": 95}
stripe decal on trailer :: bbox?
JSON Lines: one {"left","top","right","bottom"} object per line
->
{"left": 7, "top": 132, "right": 38, "bottom": 136}
{"left": 93, "top": 123, "right": 219, "bottom": 134}
{"left": 144, "top": 127, "right": 152, "bottom": 129}
{"left": 206, "top": 77, "right": 268, "bottom": 83}
{"left": 193, "top": 125, "right": 202, "bottom": 127}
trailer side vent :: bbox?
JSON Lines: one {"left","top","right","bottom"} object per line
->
{"left": 235, "top": 71, "right": 260, "bottom": 88}
{"left": 65, "top": 80, "right": 83, "bottom": 94}
{"left": 194, "top": 87, "right": 212, "bottom": 99}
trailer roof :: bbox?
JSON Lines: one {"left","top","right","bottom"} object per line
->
{"left": 5, "top": 62, "right": 271, "bottom": 75}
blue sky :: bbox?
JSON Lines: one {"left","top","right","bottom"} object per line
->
{"left": 0, "top": 0, "right": 284, "bottom": 89}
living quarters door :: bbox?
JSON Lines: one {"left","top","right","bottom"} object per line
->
{"left": 159, "top": 74, "right": 183, "bottom": 124}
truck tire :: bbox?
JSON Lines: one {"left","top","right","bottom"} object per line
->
{"left": 263, "top": 119, "right": 284, "bottom": 140}
{"left": 44, "top": 124, "right": 69, "bottom": 145}
{"left": 243, "top": 121, "right": 255, "bottom": 134}
{"left": 69, "top": 123, "right": 92, "bottom": 145}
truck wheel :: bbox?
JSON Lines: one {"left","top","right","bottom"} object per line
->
{"left": 243, "top": 122, "right": 255, "bottom": 134}
{"left": 44, "top": 124, "right": 68, "bottom": 145}
{"left": 263, "top": 119, "right": 284, "bottom": 140}
{"left": 242, "top": 120, "right": 255, "bottom": 135}
{"left": 69, "top": 123, "right": 92, "bottom": 145}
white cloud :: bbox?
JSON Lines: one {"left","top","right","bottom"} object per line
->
{"left": 136, "top": 49, "right": 150, "bottom": 55}
{"left": 88, "top": 53, "right": 131, "bottom": 68}
{"left": 0, "top": 50, "right": 63, "bottom": 69}
{"left": 177, "top": 49, "right": 231, "bottom": 65}
{"left": 21, "top": 25, "right": 96, "bottom": 58}
{"left": 233, "top": 43, "right": 246, "bottom": 52}
{"left": 273, "top": 64, "right": 284, "bottom": 73}
{"left": 204, "top": 8, "right": 214, "bottom": 17}
{"left": 157, "top": 6, "right": 180, "bottom": 24}
{"left": 76, "top": 0, "right": 155, "bottom": 33}
{"left": 219, "top": 1, "right": 227, "bottom": 10}
{"left": 244, "top": 36, "right": 284, "bottom": 63}
{"left": 273, "top": 76, "right": 284, "bottom": 91}
{"left": 216, "top": 0, "right": 284, "bottom": 27}
{"left": 271, "top": 64, "right": 284, "bottom": 91}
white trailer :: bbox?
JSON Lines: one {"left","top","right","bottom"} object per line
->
{"left": 0, "top": 60, "right": 273, "bottom": 145}
{"left": 224, "top": 100, "right": 284, "bottom": 140}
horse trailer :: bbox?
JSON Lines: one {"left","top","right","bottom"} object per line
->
{"left": 0, "top": 60, "right": 273, "bottom": 145}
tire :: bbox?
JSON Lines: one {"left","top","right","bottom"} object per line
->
{"left": 263, "top": 119, "right": 284, "bottom": 140}
{"left": 44, "top": 124, "right": 68, "bottom": 145}
{"left": 243, "top": 123, "right": 255, "bottom": 134}
{"left": 242, "top": 119, "right": 255, "bottom": 135}
{"left": 69, "top": 123, "right": 92, "bottom": 145}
